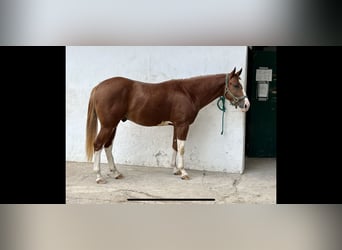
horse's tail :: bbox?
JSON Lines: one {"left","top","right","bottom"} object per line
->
{"left": 86, "top": 88, "right": 98, "bottom": 161}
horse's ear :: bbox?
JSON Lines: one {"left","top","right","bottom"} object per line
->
{"left": 230, "top": 67, "right": 236, "bottom": 76}
{"left": 236, "top": 68, "right": 242, "bottom": 76}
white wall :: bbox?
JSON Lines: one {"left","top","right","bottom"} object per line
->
{"left": 66, "top": 46, "right": 248, "bottom": 173}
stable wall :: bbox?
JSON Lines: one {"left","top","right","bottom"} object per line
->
{"left": 66, "top": 46, "right": 248, "bottom": 173}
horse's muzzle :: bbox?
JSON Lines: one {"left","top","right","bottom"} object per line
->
{"left": 239, "top": 98, "right": 250, "bottom": 112}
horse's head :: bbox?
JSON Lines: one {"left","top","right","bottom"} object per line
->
{"left": 225, "top": 67, "right": 250, "bottom": 112}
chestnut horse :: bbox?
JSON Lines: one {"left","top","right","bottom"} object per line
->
{"left": 86, "top": 67, "right": 250, "bottom": 183}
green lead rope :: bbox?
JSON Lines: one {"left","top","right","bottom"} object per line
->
{"left": 217, "top": 96, "right": 226, "bottom": 135}
{"left": 217, "top": 73, "right": 229, "bottom": 135}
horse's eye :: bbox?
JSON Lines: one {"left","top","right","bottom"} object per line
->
{"left": 233, "top": 85, "right": 240, "bottom": 89}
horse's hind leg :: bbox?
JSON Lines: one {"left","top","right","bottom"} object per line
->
{"left": 93, "top": 127, "right": 114, "bottom": 184}
{"left": 171, "top": 126, "right": 181, "bottom": 175}
{"left": 104, "top": 128, "right": 123, "bottom": 179}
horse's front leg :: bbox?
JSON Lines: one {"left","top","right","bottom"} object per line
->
{"left": 171, "top": 126, "right": 181, "bottom": 175}
{"left": 177, "top": 139, "right": 189, "bottom": 180}
{"left": 176, "top": 125, "right": 190, "bottom": 180}
{"left": 171, "top": 149, "right": 180, "bottom": 175}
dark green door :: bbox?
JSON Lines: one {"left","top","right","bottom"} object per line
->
{"left": 246, "top": 49, "right": 276, "bottom": 157}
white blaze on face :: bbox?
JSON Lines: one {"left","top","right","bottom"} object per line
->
{"left": 241, "top": 89, "right": 250, "bottom": 112}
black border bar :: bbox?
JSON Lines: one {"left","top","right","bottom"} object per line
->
{"left": 127, "top": 198, "right": 215, "bottom": 201}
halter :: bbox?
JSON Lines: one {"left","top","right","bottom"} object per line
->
{"left": 217, "top": 73, "right": 247, "bottom": 135}
{"left": 224, "top": 73, "right": 247, "bottom": 108}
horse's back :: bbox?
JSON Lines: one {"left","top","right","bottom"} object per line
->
{"left": 96, "top": 76, "right": 133, "bottom": 91}
{"left": 93, "top": 77, "right": 132, "bottom": 101}
{"left": 92, "top": 76, "right": 188, "bottom": 126}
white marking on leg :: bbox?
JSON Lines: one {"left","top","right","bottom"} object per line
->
{"left": 171, "top": 149, "right": 181, "bottom": 175}
{"left": 94, "top": 149, "right": 107, "bottom": 183}
{"left": 177, "top": 139, "right": 185, "bottom": 169}
{"left": 104, "top": 144, "right": 115, "bottom": 171}
{"left": 157, "top": 121, "right": 173, "bottom": 126}
{"left": 105, "top": 145, "right": 122, "bottom": 179}
{"left": 177, "top": 139, "right": 189, "bottom": 179}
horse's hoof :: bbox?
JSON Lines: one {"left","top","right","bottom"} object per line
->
{"left": 115, "top": 173, "right": 124, "bottom": 179}
{"left": 181, "top": 175, "right": 190, "bottom": 180}
{"left": 108, "top": 171, "right": 124, "bottom": 179}
{"left": 173, "top": 170, "right": 181, "bottom": 175}
{"left": 96, "top": 177, "right": 107, "bottom": 184}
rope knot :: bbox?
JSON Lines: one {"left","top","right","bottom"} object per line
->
{"left": 217, "top": 96, "right": 226, "bottom": 135}
{"left": 217, "top": 96, "right": 226, "bottom": 112}
{"left": 216, "top": 73, "right": 230, "bottom": 135}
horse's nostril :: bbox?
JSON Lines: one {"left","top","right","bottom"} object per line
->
{"left": 244, "top": 104, "right": 247, "bottom": 108}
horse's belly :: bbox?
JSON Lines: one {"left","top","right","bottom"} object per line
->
{"left": 127, "top": 111, "right": 171, "bottom": 126}
{"left": 129, "top": 119, "right": 172, "bottom": 127}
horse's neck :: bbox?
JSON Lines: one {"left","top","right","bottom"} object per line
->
{"left": 183, "top": 74, "right": 225, "bottom": 110}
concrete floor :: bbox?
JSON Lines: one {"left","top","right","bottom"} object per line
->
{"left": 66, "top": 158, "right": 276, "bottom": 204}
